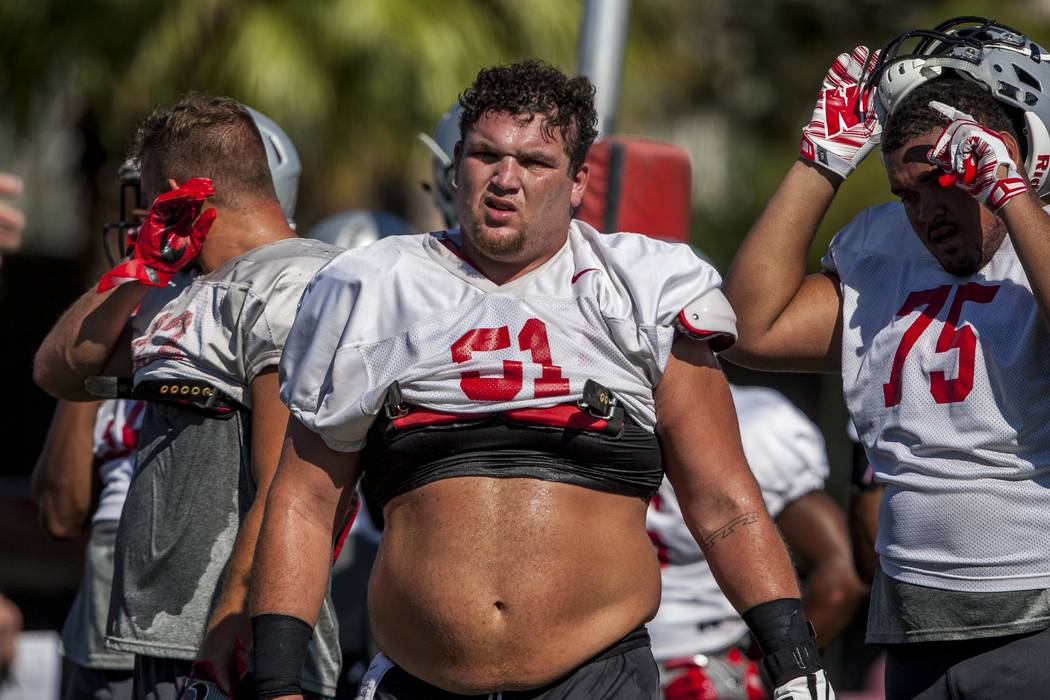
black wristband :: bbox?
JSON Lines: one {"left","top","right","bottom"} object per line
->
{"left": 251, "top": 613, "right": 313, "bottom": 699}
{"left": 742, "top": 598, "right": 822, "bottom": 686}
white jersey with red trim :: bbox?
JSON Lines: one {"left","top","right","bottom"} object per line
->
{"left": 645, "top": 385, "right": 828, "bottom": 661}
{"left": 280, "top": 219, "right": 734, "bottom": 451}
{"left": 91, "top": 398, "right": 145, "bottom": 524}
{"left": 823, "top": 201, "right": 1050, "bottom": 592}
{"left": 132, "top": 238, "right": 341, "bottom": 407}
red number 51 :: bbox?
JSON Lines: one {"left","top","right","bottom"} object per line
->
{"left": 451, "top": 318, "right": 571, "bottom": 401}
{"left": 883, "top": 283, "right": 999, "bottom": 407}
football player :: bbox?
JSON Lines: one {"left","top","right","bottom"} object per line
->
{"left": 32, "top": 96, "right": 342, "bottom": 700}
{"left": 33, "top": 398, "right": 141, "bottom": 700}
{"left": 723, "top": 17, "right": 1050, "bottom": 699}
{"left": 649, "top": 385, "right": 864, "bottom": 700}
{"left": 249, "top": 60, "right": 833, "bottom": 700}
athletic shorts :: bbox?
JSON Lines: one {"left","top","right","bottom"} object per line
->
{"left": 356, "top": 627, "right": 658, "bottom": 699}
{"left": 64, "top": 665, "right": 133, "bottom": 700}
{"left": 131, "top": 655, "right": 332, "bottom": 700}
{"left": 884, "top": 624, "right": 1050, "bottom": 700}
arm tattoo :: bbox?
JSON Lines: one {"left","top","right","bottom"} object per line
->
{"left": 702, "top": 512, "right": 760, "bottom": 550}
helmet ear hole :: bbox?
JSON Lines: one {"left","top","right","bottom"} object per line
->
{"left": 1014, "top": 66, "right": 1041, "bottom": 91}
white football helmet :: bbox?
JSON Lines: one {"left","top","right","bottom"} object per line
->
{"left": 246, "top": 107, "right": 302, "bottom": 225}
{"left": 418, "top": 104, "right": 461, "bottom": 228}
{"left": 864, "top": 16, "right": 1050, "bottom": 196}
{"left": 307, "top": 209, "right": 414, "bottom": 250}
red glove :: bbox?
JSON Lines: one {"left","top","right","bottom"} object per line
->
{"left": 98, "top": 178, "right": 216, "bottom": 291}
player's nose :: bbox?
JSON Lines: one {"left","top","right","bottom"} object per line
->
{"left": 491, "top": 156, "right": 523, "bottom": 191}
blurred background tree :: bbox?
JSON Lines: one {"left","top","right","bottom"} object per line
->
{"left": 1, "top": 0, "right": 1047, "bottom": 266}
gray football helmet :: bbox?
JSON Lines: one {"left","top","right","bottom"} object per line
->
{"left": 863, "top": 16, "right": 1050, "bottom": 196}
{"left": 307, "top": 209, "right": 414, "bottom": 250}
{"left": 418, "top": 103, "right": 461, "bottom": 228}
{"left": 246, "top": 107, "right": 302, "bottom": 224}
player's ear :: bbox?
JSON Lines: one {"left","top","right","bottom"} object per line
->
{"left": 1000, "top": 131, "right": 1024, "bottom": 170}
{"left": 570, "top": 162, "right": 589, "bottom": 209}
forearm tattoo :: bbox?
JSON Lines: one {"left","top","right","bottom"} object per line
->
{"left": 702, "top": 512, "right": 760, "bottom": 550}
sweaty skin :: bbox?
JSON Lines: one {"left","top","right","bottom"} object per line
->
{"left": 370, "top": 478, "right": 660, "bottom": 693}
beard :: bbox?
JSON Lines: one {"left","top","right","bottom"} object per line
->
{"left": 936, "top": 217, "right": 1008, "bottom": 277}
{"left": 463, "top": 215, "right": 528, "bottom": 260}
{"left": 938, "top": 249, "right": 983, "bottom": 277}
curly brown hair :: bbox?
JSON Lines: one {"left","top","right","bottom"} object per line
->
{"left": 458, "top": 59, "right": 598, "bottom": 174}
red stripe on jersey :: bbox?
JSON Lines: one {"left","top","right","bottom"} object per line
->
{"left": 504, "top": 404, "right": 609, "bottom": 431}
{"left": 392, "top": 407, "right": 490, "bottom": 429}
{"left": 390, "top": 403, "right": 610, "bottom": 432}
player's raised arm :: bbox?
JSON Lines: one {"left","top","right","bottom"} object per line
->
{"left": 32, "top": 180, "right": 215, "bottom": 400}
{"left": 722, "top": 48, "right": 881, "bottom": 373}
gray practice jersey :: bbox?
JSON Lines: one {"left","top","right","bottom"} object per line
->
{"left": 108, "top": 238, "right": 342, "bottom": 696}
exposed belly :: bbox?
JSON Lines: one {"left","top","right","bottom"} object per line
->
{"left": 369, "top": 476, "right": 661, "bottom": 694}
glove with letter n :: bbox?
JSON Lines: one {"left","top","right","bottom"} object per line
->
{"left": 800, "top": 46, "right": 881, "bottom": 180}
{"left": 98, "top": 178, "right": 216, "bottom": 291}
{"left": 743, "top": 598, "right": 835, "bottom": 700}
{"left": 926, "top": 100, "right": 1029, "bottom": 212}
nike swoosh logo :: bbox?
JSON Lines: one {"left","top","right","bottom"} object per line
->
{"left": 571, "top": 268, "right": 599, "bottom": 284}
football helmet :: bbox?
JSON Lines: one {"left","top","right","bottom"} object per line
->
{"left": 418, "top": 103, "right": 461, "bottom": 228}
{"left": 246, "top": 107, "right": 302, "bottom": 225}
{"left": 863, "top": 16, "right": 1050, "bottom": 196}
{"left": 306, "top": 209, "right": 414, "bottom": 250}
{"left": 101, "top": 158, "right": 144, "bottom": 266}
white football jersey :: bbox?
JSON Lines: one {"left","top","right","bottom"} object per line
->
{"left": 824, "top": 202, "right": 1050, "bottom": 592}
{"left": 646, "top": 385, "right": 828, "bottom": 661}
{"left": 132, "top": 238, "right": 341, "bottom": 408}
{"left": 280, "top": 220, "right": 735, "bottom": 451}
{"left": 91, "top": 398, "right": 145, "bottom": 524}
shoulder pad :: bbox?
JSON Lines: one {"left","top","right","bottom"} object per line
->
{"left": 673, "top": 287, "right": 737, "bottom": 351}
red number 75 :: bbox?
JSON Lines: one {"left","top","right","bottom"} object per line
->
{"left": 883, "top": 283, "right": 999, "bottom": 407}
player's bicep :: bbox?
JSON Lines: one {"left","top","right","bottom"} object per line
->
{"left": 250, "top": 368, "right": 291, "bottom": 488}
{"left": 724, "top": 271, "right": 842, "bottom": 373}
{"left": 269, "top": 414, "right": 362, "bottom": 537}
{"left": 99, "top": 325, "right": 135, "bottom": 379}
{"left": 656, "top": 337, "right": 765, "bottom": 529}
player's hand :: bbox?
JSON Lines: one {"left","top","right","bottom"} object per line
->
{"left": 189, "top": 621, "right": 249, "bottom": 700}
{"left": 773, "top": 669, "right": 835, "bottom": 699}
{"left": 98, "top": 178, "right": 216, "bottom": 291}
{"left": 926, "top": 101, "right": 1029, "bottom": 212}
{"left": 0, "top": 172, "right": 25, "bottom": 259}
{"left": 800, "top": 47, "right": 881, "bottom": 180}
{"left": 0, "top": 594, "right": 22, "bottom": 679}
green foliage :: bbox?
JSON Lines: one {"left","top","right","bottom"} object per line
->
{"left": 1, "top": 0, "right": 1046, "bottom": 241}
